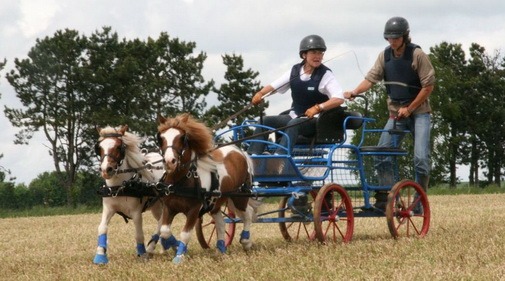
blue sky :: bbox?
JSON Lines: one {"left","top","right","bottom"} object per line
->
{"left": 1, "top": 0, "right": 504, "bottom": 184}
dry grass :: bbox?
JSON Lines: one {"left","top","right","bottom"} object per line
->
{"left": 1, "top": 194, "right": 505, "bottom": 281}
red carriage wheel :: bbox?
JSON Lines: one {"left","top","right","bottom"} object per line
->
{"left": 313, "top": 183, "right": 354, "bottom": 243}
{"left": 195, "top": 204, "right": 236, "bottom": 249}
{"left": 386, "top": 179, "right": 430, "bottom": 239}
{"left": 278, "top": 191, "right": 318, "bottom": 241}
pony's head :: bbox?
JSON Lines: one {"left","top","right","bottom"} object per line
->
{"left": 96, "top": 125, "right": 142, "bottom": 179}
{"left": 157, "top": 113, "right": 214, "bottom": 174}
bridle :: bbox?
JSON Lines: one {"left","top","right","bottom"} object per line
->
{"left": 95, "top": 133, "right": 127, "bottom": 172}
{"left": 157, "top": 129, "right": 193, "bottom": 172}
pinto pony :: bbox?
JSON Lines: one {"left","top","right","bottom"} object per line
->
{"left": 93, "top": 125, "right": 164, "bottom": 264}
{"left": 156, "top": 113, "right": 257, "bottom": 264}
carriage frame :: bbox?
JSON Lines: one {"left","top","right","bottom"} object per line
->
{"left": 195, "top": 97, "right": 431, "bottom": 247}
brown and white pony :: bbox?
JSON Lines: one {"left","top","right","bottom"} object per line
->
{"left": 156, "top": 113, "right": 257, "bottom": 264}
{"left": 93, "top": 125, "right": 165, "bottom": 264}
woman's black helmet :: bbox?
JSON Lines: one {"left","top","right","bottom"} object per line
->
{"left": 299, "top": 35, "right": 326, "bottom": 58}
{"left": 384, "top": 17, "right": 410, "bottom": 39}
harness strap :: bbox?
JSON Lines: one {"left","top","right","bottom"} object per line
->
{"left": 97, "top": 177, "right": 159, "bottom": 199}
{"left": 117, "top": 212, "right": 131, "bottom": 223}
{"left": 156, "top": 161, "right": 220, "bottom": 217}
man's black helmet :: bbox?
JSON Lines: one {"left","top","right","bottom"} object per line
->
{"left": 384, "top": 17, "right": 410, "bottom": 39}
{"left": 299, "top": 35, "right": 326, "bottom": 58}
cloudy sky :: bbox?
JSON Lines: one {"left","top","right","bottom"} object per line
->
{"left": 1, "top": 0, "right": 504, "bottom": 184}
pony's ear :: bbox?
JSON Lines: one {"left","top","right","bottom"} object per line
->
{"left": 96, "top": 125, "right": 101, "bottom": 134}
{"left": 94, "top": 141, "right": 101, "bottom": 156}
{"left": 180, "top": 113, "right": 190, "bottom": 123}
{"left": 157, "top": 114, "right": 167, "bottom": 125}
{"left": 119, "top": 125, "right": 128, "bottom": 135}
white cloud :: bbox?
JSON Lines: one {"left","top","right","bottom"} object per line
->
{"left": 18, "top": 0, "right": 61, "bottom": 37}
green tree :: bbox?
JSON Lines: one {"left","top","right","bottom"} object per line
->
{"left": 5, "top": 29, "right": 89, "bottom": 205}
{"left": 73, "top": 171, "right": 102, "bottom": 207}
{"left": 429, "top": 42, "right": 469, "bottom": 187}
{"left": 29, "top": 172, "right": 68, "bottom": 207}
{"left": 0, "top": 155, "right": 20, "bottom": 209}
{"left": 82, "top": 29, "right": 213, "bottom": 144}
{"left": 5, "top": 28, "right": 216, "bottom": 206}
{"left": 466, "top": 44, "right": 505, "bottom": 186}
{"left": 430, "top": 42, "right": 504, "bottom": 187}
{"left": 142, "top": 33, "right": 214, "bottom": 124}
{"left": 205, "top": 54, "right": 264, "bottom": 130}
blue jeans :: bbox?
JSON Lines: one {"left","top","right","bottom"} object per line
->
{"left": 376, "top": 113, "right": 431, "bottom": 181}
{"left": 247, "top": 115, "right": 316, "bottom": 155}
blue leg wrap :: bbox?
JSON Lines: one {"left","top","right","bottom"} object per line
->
{"left": 136, "top": 243, "right": 146, "bottom": 256}
{"left": 240, "top": 230, "right": 250, "bottom": 240}
{"left": 216, "top": 240, "right": 226, "bottom": 253}
{"left": 93, "top": 254, "right": 109, "bottom": 264}
{"left": 161, "top": 235, "right": 178, "bottom": 251}
{"left": 93, "top": 234, "right": 108, "bottom": 264}
{"left": 98, "top": 234, "right": 107, "bottom": 248}
{"left": 148, "top": 234, "right": 160, "bottom": 245}
{"left": 176, "top": 241, "right": 187, "bottom": 256}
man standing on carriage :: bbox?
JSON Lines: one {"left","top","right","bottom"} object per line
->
{"left": 344, "top": 16, "right": 436, "bottom": 211}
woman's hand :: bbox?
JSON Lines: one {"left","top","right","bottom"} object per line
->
{"left": 252, "top": 92, "right": 264, "bottom": 105}
{"left": 305, "top": 105, "right": 321, "bottom": 118}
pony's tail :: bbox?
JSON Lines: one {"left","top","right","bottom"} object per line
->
{"left": 242, "top": 149, "right": 254, "bottom": 177}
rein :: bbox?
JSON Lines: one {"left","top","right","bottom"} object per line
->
{"left": 114, "top": 158, "right": 165, "bottom": 175}
{"left": 211, "top": 116, "right": 313, "bottom": 151}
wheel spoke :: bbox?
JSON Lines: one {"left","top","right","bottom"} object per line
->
{"left": 387, "top": 180, "right": 430, "bottom": 239}
{"left": 314, "top": 183, "right": 354, "bottom": 243}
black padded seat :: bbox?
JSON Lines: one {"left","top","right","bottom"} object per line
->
{"left": 274, "top": 107, "right": 363, "bottom": 145}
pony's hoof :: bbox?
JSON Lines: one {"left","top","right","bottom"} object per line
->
{"left": 137, "top": 253, "right": 152, "bottom": 262}
{"left": 93, "top": 254, "right": 109, "bottom": 264}
{"left": 240, "top": 239, "right": 253, "bottom": 251}
{"left": 172, "top": 255, "right": 184, "bottom": 264}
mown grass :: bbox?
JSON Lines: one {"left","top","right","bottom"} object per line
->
{"left": 2, "top": 184, "right": 502, "bottom": 218}
{"left": 428, "top": 183, "right": 504, "bottom": 195}
{"left": 0, "top": 204, "right": 101, "bottom": 219}
{"left": 1, "top": 191, "right": 505, "bottom": 281}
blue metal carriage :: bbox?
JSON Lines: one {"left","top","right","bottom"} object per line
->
{"left": 195, "top": 99, "right": 430, "bottom": 247}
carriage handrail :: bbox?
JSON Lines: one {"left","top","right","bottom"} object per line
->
{"left": 214, "top": 118, "right": 312, "bottom": 153}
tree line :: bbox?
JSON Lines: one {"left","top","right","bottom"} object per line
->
{"left": 0, "top": 27, "right": 503, "bottom": 210}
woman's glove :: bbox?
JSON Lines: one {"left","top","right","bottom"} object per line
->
{"left": 252, "top": 92, "right": 264, "bottom": 105}
{"left": 305, "top": 105, "right": 321, "bottom": 118}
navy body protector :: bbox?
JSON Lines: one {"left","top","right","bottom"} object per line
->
{"left": 289, "top": 63, "right": 330, "bottom": 116}
{"left": 384, "top": 43, "right": 422, "bottom": 105}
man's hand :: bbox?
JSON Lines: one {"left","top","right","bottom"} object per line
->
{"left": 398, "top": 107, "right": 412, "bottom": 118}
{"left": 343, "top": 90, "right": 357, "bottom": 101}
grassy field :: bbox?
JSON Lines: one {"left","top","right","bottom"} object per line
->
{"left": 1, "top": 193, "right": 505, "bottom": 281}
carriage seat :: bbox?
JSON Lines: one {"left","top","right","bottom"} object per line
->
{"left": 286, "top": 107, "right": 363, "bottom": 145}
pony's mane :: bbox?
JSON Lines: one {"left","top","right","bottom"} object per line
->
{"left": 98, "top": 126, "right": 142, "bottom": 153}
{"left": 158, "top": 113, "right": 214, "bottom": 156}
